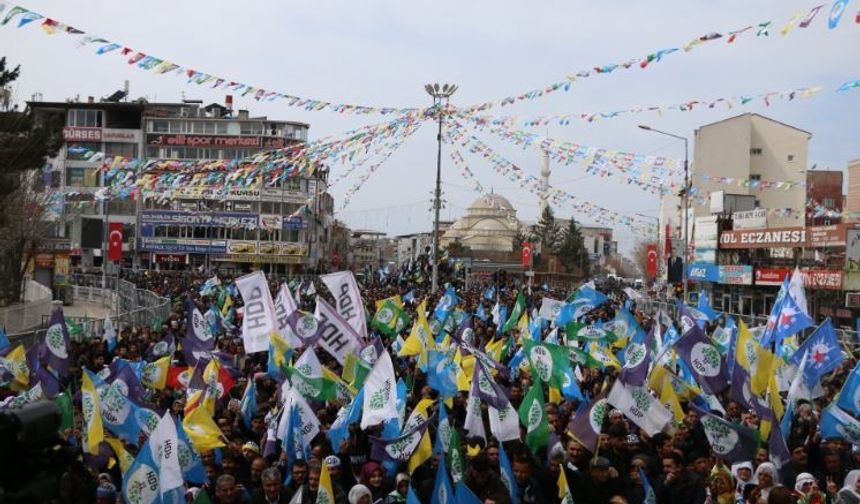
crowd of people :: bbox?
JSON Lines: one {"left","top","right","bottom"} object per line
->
{"left": 2, "top": 264, "right": 860, "bottom": 504}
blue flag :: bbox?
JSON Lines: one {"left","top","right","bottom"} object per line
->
{"left": 640, "top": 467, "right": 657, "bottom": 504}
{"left": 431, "top": 452, "right": 454, "bottom": 504}
{"left": 328, "top": 388, "right": 364, "bottom": 453}
{"left": 240, "top": 377, "right": 257, "bottom": 428}
{"left": 484, "top": 286, "right": 496, "bottom": 301}
{"left": 427, "top": 351, "right": 459, "bottom": 399}
{"left": 498, "top": 444, "right": 519, "bottom": 504}
{"left": 838, "top": 360, "right": 860, "bottom": 416}
{"left": 790, "top": 318, "right": 843, "bottom": 384}
{"left": 772, "top": 292, "right": 815, "bottom": 348}
{"left": 407, "top": 486, "right": 421, "bottom": 504}
{"left": 434, "top": 286, "right": 459, "bottom": 323}
{"left": 456, "top": 480, "right": 482, "bottom": 504}
{"left": 90, "top": 369, "right": 144, "bottom": 445}
{"left": 820, "top": 405, "right": 860, "bottom": 445}
{"left": 697, "top": 291, "right": 719, "bottom": 321}
{"left": 177, "top": 419, "right": 207, "bottom": 484}
{"left": 760, "top": 278, "right": 790, "bottom": 346}
{"left": 403, "top": 289, "right": 416, "bottom": 304}
{"left": 475, "top": 303, "right": 487, "bottom": 322}
{"left": 0, "top": 328, "right": 11, "bottom": 352}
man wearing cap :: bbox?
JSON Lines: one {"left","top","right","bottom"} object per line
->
{"left": 572, "top": 456, "right": 624, "bottom": 504}
{"left": 324, "top": 455, "right": 350, "bottom": 503}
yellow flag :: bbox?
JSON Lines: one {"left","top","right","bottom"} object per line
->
{"left": 735, "top": 320, "right": 755, "bottom": 371}
{"left": 5, "top": 345, "right": 29, "bottom": 391}
{"left": 660, "top": 379, "right": 686, "bottom": 422}
{"left": 221, "top": 294, "right": 233, "bottom": 317}
{"left": 141, "top": 356, "right": 170, "bottom": 390}
{"left": 590, "top": 343, "right": 621, "bottom": 369}
{"left": 549, "top": 387, "right": 562, "bottom": 404}
{"left": 751, "top": 345, "right": 778, "bottom": 396}
{"left": 105, "top": 437, "right": 135, "bottom": 473}
{"left": 201, "top": 359, "right": 222, "bottom": 416}
{"left": 375, "top": 295, "right": 403, "bottom": 310}
{"left": 485, "top": 338, "right": 505, "bottom": 362}
{"left": 317, "top": 459, "right": 335, "bottom": 504}
{"left": 558, "top": 462, "right": 575, "bottom": 504}
{"left": 81, "top": 369, "right": 104, "bottom": 455}
{"left": 400, "top": 300, "right": 433, "bottom": 359}
{"left": 414, "top": 398, "right": 436, "bottom": 417}
{"left": 182, "top": 407, "right": 226, "bottom": 452}
{"left": 408, "top": 428, "right": 433, "bottom": 474}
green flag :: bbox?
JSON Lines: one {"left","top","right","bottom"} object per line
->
{"left": 53, "top": 388, "right": 74, "bottom": 431}
{"left": 194, "top": 488, "right": 213, "bottom": 504}
{"left": 517, "top": 383, "right": 549, "bottom": 453}
{"left": 448, "top": 427, "right": 465, "bottom": 484}
{"left": 371, "top": 300, "right": 402, "bottom": 337}
{"left": 501, "top": 293, "right": 526, "bottom": 334}
{"left": 565, "top": 322, "right": 618, "bottom": 343}
{"left": 522, "top": 339, "right": 571, "bottom": 388}
{"left": 569, "top": 345, "right": 605, "bottom": 369}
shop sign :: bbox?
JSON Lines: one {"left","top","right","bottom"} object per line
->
{"left": 141, "top": 210, "right": 258, "bottom": 229}
{"left": 754, "top": 268, "right": 791, "bottom": 286}
{"left": 140, "top": 238, "right": 227, "bottom": 254}
{"left": 687, "top": 263, "right": 720, "bottom": 282}
{"left": 719, "top": 227, "right": 806, "bottom": 249}
{"left": 34, "top": 253, "right": 55, "bottom": 268}
{"left": 718, "top": 265, "right": 753, "bottom": 285}
{"left": 54, "top": 254, "right": 70, "bottom": 286}
{"left": 801, "top": 269, "right": 843, "bottom": 290}
{"left": 225, "top": 254, "right": 304, "bottom": 264}
{"left": 228, "top": 241, "right": 257, "bottom": 254}
{"left": 847, "top": 229, "right": 860, "bottom": 271}
{"left": 732, "top": 208, "right": 767, "bottom": 230}
{"left": 147, "top": 134, "right": 261, "bottom": 148}
{"left": 154, "top": 254, "right": 187, "bottom": 263}
{"left": 102, "top": 128, "right": 140, "bottom": 143}
{"left": 807, "top": 224, "right": 847, "bottom": 248}
{"left": 63, "top": 127, "right": 101, "bottom": 142}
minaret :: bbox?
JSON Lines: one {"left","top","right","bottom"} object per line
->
{"left": 539, "top": 150, "right": 551, "bottom": 215}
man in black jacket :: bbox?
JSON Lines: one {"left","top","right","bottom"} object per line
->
{"left": 657, "top": 452, "right": 706, "bottom": 504}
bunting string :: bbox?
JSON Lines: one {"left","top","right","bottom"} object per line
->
{"left": 0, "top": 3, "right": 421, "bottom": 115}
{"left": 459, "top": 2, "right": 855, "bottom": 112}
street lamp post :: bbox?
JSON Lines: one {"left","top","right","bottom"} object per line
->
{"left": 638, "top": 124, "right": 689, "bottom": 303}
{"left": 424, "top": 83, "right": 458, "bottom": 293}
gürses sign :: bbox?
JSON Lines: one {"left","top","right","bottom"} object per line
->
{"left": 719, "top": 227, "right": 806, "bottom": 249}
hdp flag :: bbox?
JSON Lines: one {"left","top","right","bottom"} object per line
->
{"left": 640, "top": 467, "right": 657, "bottom": 504}
{"left": 141, "top": 356, "right": 170, "bottom": 390}
{"left": 475, "top": 303, "right": 487, "bottom": 322}
{"left": 498, "top": 444, "right": 520, "bottom": 504}
{"left": 426, "top": 350, "right": 459, "bottom": 399}
{"left": 372, "top": 299, "right": 403, "bottom": 337}
{"left": 430, "top": 451, "right": 454, "bottom": 504}
{"left": 434, "top": 286, "right": 459, "bottom": 324}
{"left": 607, "top": 380, "right": 672, "bottom": 436}
{"left": 327, "top": 388, "right": 363, "bottom": 453}
{"left": 501, "top": 292, "right": 526, "bottom": 334}
{"left": 697, "top": 290, "right": 719, "bottom": 321}
{"left": 790, "top": 318, "right": 843, "bottom": 385}
{"left": 455, "top": 480, "right": 482, "bottom": 504}
{"left": 361, "top": 352, "right": 398, "bottom": 429}
{"left": 176, "top": 421, "right": 207, "bottom": 484}
{"left": 183, "top": 406, "right": 226, "bottom": 452}
{"left": 567, "top": 394, "right": 607, "bottom": 452}
{"left": 81, "top": 368, "right": 104, "bottom": 455}
{"left": 820, "top": 405, "right": 860, "bottom": 444}
{"left": 673, "top": 322, "right": 729, "bottom": 395}
{"left": 619, "top": 325, "right": 652, "bottom": 387}
{"left": 316, "top": 459, "right": 335, "bottom": 504}
{"left": 558, "top": 463, "right": 575, "bottom": 504}
{"left": 695, "top": 406, "right": 759, "bottom": 463}
{"left": 517, "top": 382, "right": 549, "bottom": 453}
{"left": 41, "top": 307, "right": 70, "bottom": 378}
{"left": 484, "top": 286, "right": 495, "bottom": 301}
{"left": 522, "top": 339, "right": 571, "bottom": 388}
{"left": 403, "top": 289, "right": 416, "bottom": 304}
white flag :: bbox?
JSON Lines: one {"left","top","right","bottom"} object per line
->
{"left": 103, "top": 315, "right": 116, "bottom": 348}
{"left": 320, "top": 271, "right": 367, "bottom": 339}
{"left": 149, "top": 411, "right": 183, "bottom": 494}
{"left": 488, "top": 403, "right": 520, "bottom": 442}
{"left": 274, "top": 284, "right": 301, "bottom": 348}
{"left": 491, "top": 302, "right": 501, "bottom": 326}
{"left": 463, "top": 374, "right": 486, "bottom": 441}
{"left": 789, "top": 267, "right": 809, "bottom": 316}
{"left": 288, "top": 388, "right": 320, "bottom": 446}
{"left": 361, "top": 352, "right": 398, "bottom": 429}
{"left": 315, "top": 297, "right": 362, "bottom": 365}
{"left": 607, "top": 380, "right": 671, "bottom": 436}
{"left": 235, "top": 271, "right": 277, "bottom": 353}
{"left": 539, "top": 297, "right": 565, "bottom": 325}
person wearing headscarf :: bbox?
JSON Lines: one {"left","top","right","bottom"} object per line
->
{"left": 731, "top": 462, "right": 755, "bottom": 503}
{"left": 837, "top": 470, "right": 860, "bottom": 504}
{"left": 384, "top": 473, "right": 409, "bottom": 504}
{"left": 704, "top": 464, "right": 735, "bottom": 504}
{"left": 751, "top": 462, "right": 779, "bottom": 504}
{"left": 359, "top": 461, "right": 388, "bottom": 503}
{"left": 348, "top": 484, "right": 372, "bottom": 504}
{"left": 794, "top": 472, "right": 827, "bottom": 504}
{"left": 95, "top": 482, "right": 117, "bottom": 504}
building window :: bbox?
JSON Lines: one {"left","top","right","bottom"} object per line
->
{"left": 240, "top": 122, "right": 263, "bottom": 135}
{"left": 750, "top": 174, "right": 761, "bottom": 181}
{"left": 104, "top": 142, "right": 138, "bottom": 159}
{"left": 67, "top": 143, "right": 101, "bottom": 161}
{"left": 823, "top": 197, "right": 836, "bottom": 208}
{"left": 750, "top": 148, "right": 762, "bottom": 155}
{"left": 151, "top": 120, "right": 169, "bottom": 133}
{"left": 215, "top": 122, "right": 228, "bottom": 134}
{"left": 66, "top": 167, "right": 99, "bottom": 187}
{"left": 787, "top": 154, "right": 795, "bottom": 162}
{"left": 67, "top": 109, "right": 102, "bottom": 127}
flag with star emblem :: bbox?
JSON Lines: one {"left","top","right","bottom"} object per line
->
{"left": 760, "top": 278, "right": 790, "bottom": 346}
{"left": 772, "top": 291, "right": 814, "bottom": 348}
{"left": 790, "top": 318, "right": 843, "bottom": 385}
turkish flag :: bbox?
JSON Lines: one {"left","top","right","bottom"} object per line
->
{"left": 521, "top": 242, "right": 533, "bottom": 267}
{"left": 108, "top": 222, "right": 123, "bottom": 261}
{"left": 646, "top": 244, "right": 658, "bottom": 278}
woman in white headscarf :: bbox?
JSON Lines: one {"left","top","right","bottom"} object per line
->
{"left": 837, "top": 470, "right": 860, "bottom": 504}
{"left": 731, "top": 462, "right": 754, "bottom": 502}
{"left": 752, "top": 462, "right": 779, "bottom": 503}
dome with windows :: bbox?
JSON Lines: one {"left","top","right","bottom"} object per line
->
{"left": 441, "top": 192, "right": 521, "bottom": 252}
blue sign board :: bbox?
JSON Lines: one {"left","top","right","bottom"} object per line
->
{"left": 139, "top": 238, "right": 227, "bottom": 254}
{"left": 687, "top": 262, "right": 721, "bottom": 282}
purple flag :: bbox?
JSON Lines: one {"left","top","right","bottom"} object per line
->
{"left": 369, "top": 413, "right": 432, "bottom": 463}
{"left": 286, "top": 311, "right": 322, "bottom": 347}
{"left": 567, "top": 393, "right": 608, "bottom": 453}
{"left": 40, "top": 307, "right": 70, "bottom": 378}
{"left": 107, "top": 360, "right": 146, "bottom": 405}
{"left": 674, "top": 324, "right": 729, "bottom": 395}
{"left": 473, "top": 362, "right": 510, "bottom": 410}
{"left": 183, "top": 297, "right": 214, "bottom": 365}
{"left": 619, "top": 326, "right": 652, "bottom": 387}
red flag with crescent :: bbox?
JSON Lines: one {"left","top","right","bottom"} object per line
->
{"left": 521, "top": 242, "right": 533, "bottom": 267}
{"left": 646, "top": 244, "right": 658, "bottom": 278}
{"left": 108, "top": 222, "right": 123, "bottom": 261}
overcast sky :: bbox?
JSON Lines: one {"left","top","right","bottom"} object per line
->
{"left": 4, "top": 0, "right": 859, "bottom": 255}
